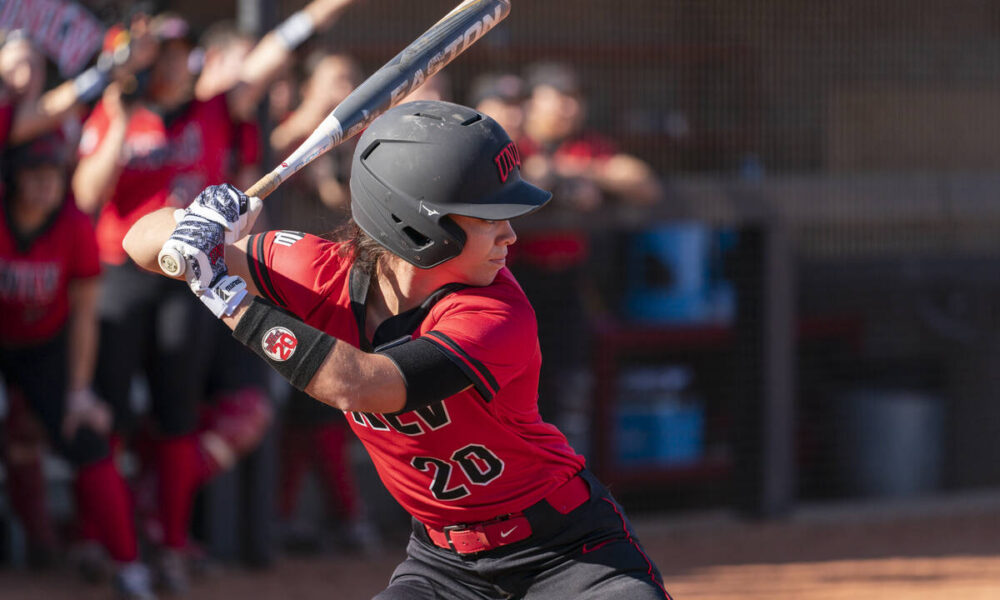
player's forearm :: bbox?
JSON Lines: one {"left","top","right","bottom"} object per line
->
{"left": 306, "top": 344, "right": 407, "bottom": 414}
{"left": 593, "top": 154, "right": 663, "bottom": 205}
{"left": 72, "top": 117, "right": 128, "bottom": 214}
{"left": 8, "top": 82, "right": 80, "bottom": 144}
{"left": 233, "top": 0, "right": 356, "bottom": 121}
{"left": 122, "top": 207, "right": 184, "bottom": 276}
{"left": 223, "top": 295, "right": 406, "bottom": 414}
{"left": 66, "top": 278, "right": 100, "bottom": 392}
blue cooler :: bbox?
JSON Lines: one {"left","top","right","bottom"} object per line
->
{"left": 623, "top": 223, "right": 735, "bottom": 325}
{"left": 616, "top": 401, "right": 705, "bottom": 467}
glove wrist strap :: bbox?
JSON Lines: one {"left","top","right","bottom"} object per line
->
{"left": 198, "top": 275, "right": 249, "bottom": 318}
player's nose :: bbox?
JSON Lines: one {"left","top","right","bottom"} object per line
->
{"left": 497, "top": 220, "right": 516, "bottom": 246}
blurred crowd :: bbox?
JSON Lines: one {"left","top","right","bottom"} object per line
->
{"left": 0, "top": 1, "right": 661, "bottom": 598}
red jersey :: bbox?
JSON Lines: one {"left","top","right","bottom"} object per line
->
{"left": 513, "top": 132, "right": 618, "bottom": 270}
{"left": 0, "top": 197, "right": 101, "bottom": 345}
{"left": 78, "top": 95, "right": 242, "bottom": 265}
{"left": 246, "top": 231, "right": 585, "bottom": 528}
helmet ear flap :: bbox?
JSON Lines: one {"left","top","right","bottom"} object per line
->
{"left": 438, "top": 216, "right": 467, "bottom": 249}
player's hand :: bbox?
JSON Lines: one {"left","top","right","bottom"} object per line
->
{"left": 62, "top": 389, "right": 113, "bottom": 440}
{"left": 161, "top": 210, "right": 250, "bottom": 318}
{"left": 161, "top": 213, "right": 228, "bottom": 292}
{"left": 183, "top": 183, "right": 263, "bottom": 243}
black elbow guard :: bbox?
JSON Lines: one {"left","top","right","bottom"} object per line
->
{"left": 232, "top": 296, "right": 336, "bottom": 390}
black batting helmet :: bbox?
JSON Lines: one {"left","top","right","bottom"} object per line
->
{"left": 350, "top": 100, "right": 551, "bottom": 268}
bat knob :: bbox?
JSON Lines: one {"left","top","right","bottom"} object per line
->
{"left": 158, "top": 247, "right": 186, "bottom": 277}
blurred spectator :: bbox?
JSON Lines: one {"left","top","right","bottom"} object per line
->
{"left": 266, "top": 62, "right": 299, "bottom": 133}
{"left": 193, "top": 22, "right": 255, "bottom": 103}
{"left": 511, "top": 61, "right": 662, "bottom": 457}
{"left": 263, "top": 49, "right": 380, "bottom": 555}
{"left": 0, "top": 134, "right": 149, "bottom": 597}
{"left": 469, "top": 72, "right": 527, "bottom": 142}
{"left": 269, "top": 50, "right": 362, "bottom": 233}
{"left": 401, "top": 70, "right": 452, "bottom": 103}
{"left": 195, "top": 22, "right": 263, "bottom": 192}
{"left": 0, "top": 29, "right": 113, "bottom": 148}
{"left": 276, "top": 391, "right": 382, "bottom": 557}
{"left": 71, "top": 1, "right": 358, "bottom": 591}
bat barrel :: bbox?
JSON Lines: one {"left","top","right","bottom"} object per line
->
{"left": 331, "top": 0, "right": 511, "bottom": 142}
{"left": 159, "top": 0, "right": 512, "bottom": 279}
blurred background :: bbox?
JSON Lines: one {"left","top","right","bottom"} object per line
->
{"left": 2, "top": 0, "right": 1000, "bottom": 598}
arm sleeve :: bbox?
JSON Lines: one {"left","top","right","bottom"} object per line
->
{"left": 418, "top": 286, "right": 538, "bottom": 402}
{"left": 244, "top": 230, "right": 341, "bottom": 318}
{"left": 378, "top": 337, "right": 474, "bottom": 412}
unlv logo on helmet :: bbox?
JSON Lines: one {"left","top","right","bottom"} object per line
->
{"left": 493, "top": 142, "right": 521, "bottom": 183}
{"left": 261, "top": 327, "right": 298, "bottom": 361}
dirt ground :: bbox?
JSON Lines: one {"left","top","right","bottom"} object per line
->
{"left": 2, "top": 490, "right": 1000, "bottom": 599}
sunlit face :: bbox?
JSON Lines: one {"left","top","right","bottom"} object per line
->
{"left": 15, "top": 165, "right": 66, "bottom": 213}
{"left": 436, "top": 215, "right": 517, "bottom": 286}
{"left": 0, "top": 38, "right": 45, "bottom": 98}
{"left": 305, "top": 55, "right": 360, "bottom": 112}
{"left": 525, "top": 84, "right": 584, "bottom": 143}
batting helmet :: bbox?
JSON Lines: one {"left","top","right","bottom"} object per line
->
{"left": 350, "top": 100, "right": 552, "bottom": 268}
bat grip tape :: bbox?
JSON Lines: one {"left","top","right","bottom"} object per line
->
{"left": 232, "top": 297, "right": 336, "bottom": 390}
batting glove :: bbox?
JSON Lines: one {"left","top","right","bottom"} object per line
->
{"left": 180, "top": 183, "right": 263, "bottom": 244}
{"left": 160, "top": 213, "right": 248, "bottom": 317}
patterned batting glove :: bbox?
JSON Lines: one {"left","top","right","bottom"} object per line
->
{"left": 160, "top": 213, "right": 248, "bottom": 318}
{"left": 163, "top": 213, "right": 227, "bottom": 291}
{"left": 182, "top": 183, "right": 263, "bottom": 243}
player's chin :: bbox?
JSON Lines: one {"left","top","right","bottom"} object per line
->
{"left": 468, "top": 265, "right": 503, "bottom": 287}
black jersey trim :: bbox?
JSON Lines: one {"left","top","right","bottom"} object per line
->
{"left": 246, "top": 232, "right": 286, "bottom": 307}
{"left": 348, "top": 264, "right": 373, "bottom": 352}
{"left": 423, "top": 330, "right": 500, "bottom": 400}
{"left": 348, "top": 263, "right": 469, "bottom": 353}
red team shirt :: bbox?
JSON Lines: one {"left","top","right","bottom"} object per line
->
{"left": 246, "top": 232, "right": 586, "bottom": 528}
{"left": 0, "top": 198, "right": 101, "bottom": 345}
{"left": 78, "top": 95, "right": 241, "bottom": 265}
{"left": 511, "top": 132, "right": 618, "bottom": 270}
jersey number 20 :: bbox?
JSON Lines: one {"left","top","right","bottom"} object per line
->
{"left": 411, "top": 444, "right": 504, "bottom": 501}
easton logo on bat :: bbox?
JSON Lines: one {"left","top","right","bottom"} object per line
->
{"left": 261, "top": 327, "right": 298, "bottom": 361}
{"left": 388, "top": 1, "right": 508, "bottom": 107}
{"left": 493, "top": 141, "right": 521, "bottom": 183}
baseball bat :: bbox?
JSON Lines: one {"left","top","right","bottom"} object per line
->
{"left": 158, "top": 0, "right": 512, "bottom": 277}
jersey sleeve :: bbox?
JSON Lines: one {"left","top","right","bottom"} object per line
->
{"left": 244, "top": 230, "right": 342, "bottom": 319}
{"left": 419, "top": 283, "right": 538, "bottom": 402}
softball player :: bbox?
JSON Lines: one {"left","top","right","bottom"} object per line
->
{"left": 124, "top": 100, "right": 672, "bottom": 599}
{"left": 0, "top": 134, "right": 150, "bottom": 598}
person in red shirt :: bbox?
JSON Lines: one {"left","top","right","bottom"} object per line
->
{"left": 71, "top": 2, "right": 359, "bottom": 590}
{"left": 0, "top": 134, "right": 151, "bottom": 598}
{"left": 123, "top": 100, "right": 673, "bottom": 600}
{"left": 504, "top": 61, "right": 663, "bottom": 458}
